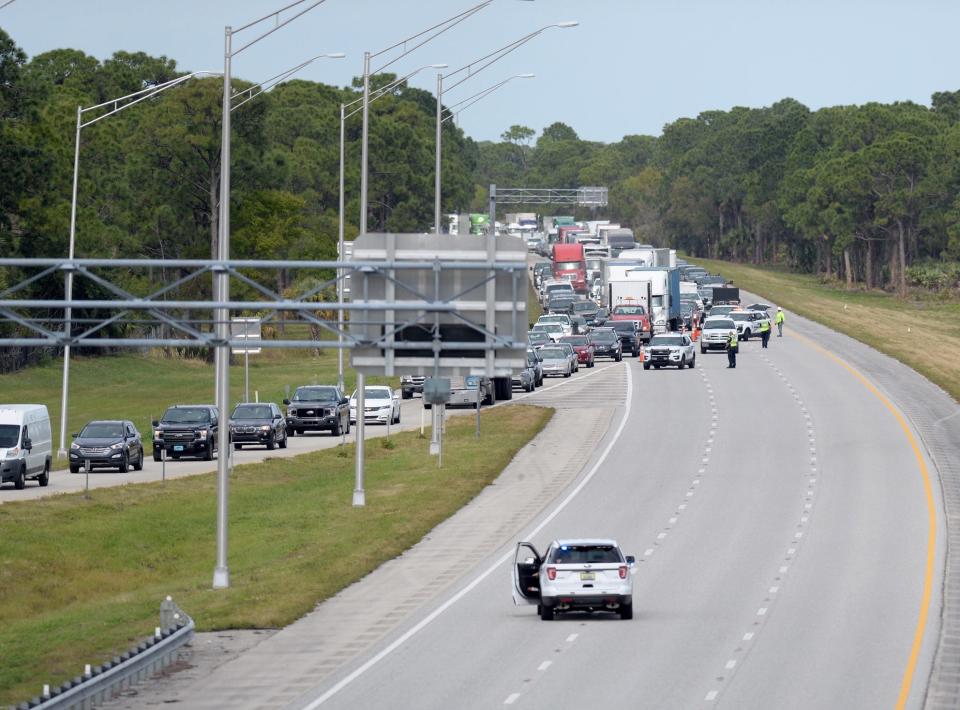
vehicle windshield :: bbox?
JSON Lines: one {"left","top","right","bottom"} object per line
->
{"left": 561, "top": 336, "right": 588, "bottom": 346}
{"left": 538, "top": 315, "right": 568, "bottom": 323}
{"left": 540, "top": 324, "right": 564, "bottom": 333}
{"left": 162, "top": 407, "right": 210, "bottom": 423}
{"left": 353, "top": 388, "right": 390, "bottom": 400}
{"left": 538, "top": 348, "right": 566, "bottom": 360}
{"left": 571, "top": 301, "right": 596, "bottom": 312}
{"left": 651, "top": 336, "right": 684, "bottom": 346}
{"left": 79, "top": 422, "right": 124, "bottom": 438}
{"left": 546, "top": 284, "right": 573, "bottom": 293}
{"left": 705, "top": 319, "right": 735, "bottom": 330}
{"left": 547, "top": 544, "right": 623, "bottom": 564}
{"left": 612, "top": 305, "right": 646, "bottom": 315}
{"left": 0, "top": 424, "right": 20, "bottom": 448}
{"left": 293, "top": 386, "right": 339, "bottom": 401}
{"left": 554, "top": 261, "right": 583, "bottom": 270}
{"left": 232, "top": 405, "right": 273, "bottom": 420}
{"left": 528, "top": 332, "right": 550, "bottom": 344}
{"left": 592, "top": 331, "right": 617, "bottom": 342}
{"left": 526, "top": 352, "right": 538, "bottom": 365}
{"left": 730, "top": 312, "right": 753, "bottom": 321}
{"left": 611, "top": 321, "right": 637, "bottom": 332}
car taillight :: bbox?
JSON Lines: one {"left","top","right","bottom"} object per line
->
{"left": 618, "top": 566, "right": 627, "bottom": 579}
{"left": 547, "top": 566, "right": 557, "bottom": 580}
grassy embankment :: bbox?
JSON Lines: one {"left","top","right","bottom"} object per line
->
{"left": 0, "top": 335, "right": 393, "bottom": 470}
{"left": 0, "top": 404, "right": 552, "bottom": 705}
{"left": 694, "top": 257, "right": 960, "bottom": 402}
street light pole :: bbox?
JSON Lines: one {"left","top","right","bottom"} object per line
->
{"left": 337, "top": 101, "right": 346, "bottom": 394}
{"left": 212, "top": 24, "right": 233, "bottom": 590}
{"left": 434, "top": 73, "right": 443, "bottom": 235}
{"left": 58, "top": 106, "right": 82, "bottom": 459}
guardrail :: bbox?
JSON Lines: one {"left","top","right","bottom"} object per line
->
{"left": 10, "top": 598, "right": 194, "bottom": 710}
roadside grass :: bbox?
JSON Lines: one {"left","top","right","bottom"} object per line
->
{"left": 0, "top": 404, "right": 552, "bottom": 705}
{"left": 0, "top": 334, "right": 394, "bottom": 470}
{"left": 693, "top": 257, "right": 960, "bottom": 402}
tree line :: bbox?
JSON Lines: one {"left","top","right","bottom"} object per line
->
{"left": 476, "top": 99, "right": 960, "bottom": 294}
{"left": 2, "top": 26, "right": 958, "bottom": 370}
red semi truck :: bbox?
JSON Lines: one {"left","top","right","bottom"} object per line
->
{"left": 552, "top": 243, "right": 588, "bottom": 293}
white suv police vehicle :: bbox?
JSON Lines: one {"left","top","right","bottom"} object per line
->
{"left": 700, "top": 316, "right": 737, "bottom": 353}
{"left": 513, "top": 539, "right": 636, "bottom": 620}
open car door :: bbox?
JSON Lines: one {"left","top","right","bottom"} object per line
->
{"left": 512, "top": 542, "right": 543, "bottom": 606}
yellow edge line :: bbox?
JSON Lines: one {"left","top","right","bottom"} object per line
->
{"left": 790, "top": 330, "right": 936, "bottom": 710}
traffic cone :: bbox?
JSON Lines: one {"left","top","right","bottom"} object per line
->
{"left": 638, "top": 346, "right": 645, "bottom": 362}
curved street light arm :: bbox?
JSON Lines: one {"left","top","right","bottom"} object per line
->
{"left": 80, "top": 71, "right": 221, "bottom": 129}
{"left": 343, "top": 63, "right": 446, "bottom": 119}
{"left": 371, "top": 1, "right": 491, "bottom": 71}
{"left": 231, "top": 0, "right": 332, "bottom": 56}
{"left": 441, "top": 74, "right": 534, "bottom": 124}
{"left": 442, "top": 22, "right": 570, "bottom": 95}
{"left": 232, "top": 53, "right": 344, "bottom": 111}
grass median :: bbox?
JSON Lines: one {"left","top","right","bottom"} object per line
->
{"left": 0, "top": 403, "right": 552, "bottom": 705}
{"left": 693, "top": 257, "right": 960, "bottom": 401}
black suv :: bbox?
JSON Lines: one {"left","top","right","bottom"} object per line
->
{"left": 284, "top": 385, "right": 350, "bottom": 436}
{"left": 230, "top": 402, "right": 287, "bottom": 450}
{"left": 609, "top": 320, "right": 641, "bottom": 357}
{"left": 70, "top": 420, "right": 144, "bottom": 473}
{"left": 152, "top": 405, "right": 219, "bottom": 461}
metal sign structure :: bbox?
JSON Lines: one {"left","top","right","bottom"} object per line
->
{"left": 490, "top": 185, "right": 608, "bottom": 207}
{"left": 348, "top": 233, "right": 528, "bottom": 378}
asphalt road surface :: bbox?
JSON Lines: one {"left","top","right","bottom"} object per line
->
{"left": 290, "top": 314, "right": 942, "bottom": 709}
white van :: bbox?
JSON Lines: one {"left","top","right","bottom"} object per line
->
{"left": 0, "top": 405, "right": 52, "bottom": 489}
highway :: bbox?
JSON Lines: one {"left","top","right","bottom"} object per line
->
{"left": 282, "top": 308, "right": 943, "bottom": 709}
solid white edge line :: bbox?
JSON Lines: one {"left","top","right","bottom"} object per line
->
{"left": 301, "top": 362, "right": 635, "bottom": 708}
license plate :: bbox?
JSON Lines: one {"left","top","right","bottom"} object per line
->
{"left": 580, "top": 572, "right": 595, "bottom": 581}
{"left": 173, "top": 445, "right": 184, "bottom": 452}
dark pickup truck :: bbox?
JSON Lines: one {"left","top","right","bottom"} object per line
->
{"left": 153, "top": 404, "right": 219, "bottom": 461}
{"left": 284, "top": 385, "right": 350, "bottom": 436}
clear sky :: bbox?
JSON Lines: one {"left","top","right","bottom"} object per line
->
{"left": 2, "top": 0, "right": 958, "bottom": 143}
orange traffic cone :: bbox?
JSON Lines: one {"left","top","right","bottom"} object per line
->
{"left": 638, "top": 346, "right": 645, "bottom": 362}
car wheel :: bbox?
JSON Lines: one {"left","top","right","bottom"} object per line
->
{"left": 118, "top": 452, "right": 129, "bottom": 473}
{"left": 690, "top": 355, "right": 696, "bottom": 369}
{"left": 70, "top": 464, "right": 80, "bottom": 474}
{"left": 563, "top": 372, "right": 571, "bottom": 378}
{"left": 203, "top": 442, "right": 213, "bottom": 461}
{"left": 616, "top": 353, "right": 622, "bottom": 362}
{"left": 700, "top": 345, "right": 706, "bottom": 354}
{"left": 643, "top": 363, "right": 650, "bottom": 370}
{"left": 678, "top": 359, "right": 685, "bottom": 370}
{"left": 267, "top": 434, "right": 276, "bottom": 451}
{"left": 332, "top": 419, "right": 342, "bottom": 437}
{"left": 279, "top": 432, "right": 288, "bottom": 449}
{"left": 540, "top": 605, "right": 554, "bottom": 621}
{"left": 14, "top": 465, "right": 25, "bottom": 490}
{"left": 588, "top": 359, "right": 595, "bottom": 368}
{"left": 395, "top": 408, "right": 401, "bottom": 424}
{"left": 296, "top": 428, "right": 304, "bottom": 436}
{"left": 345, "top": 419, "right": 351, "bottom": 435}
{"left": 172, "top": 453, "right": 181, "bottom": 460}
{"left": 234, "top": 443, "right": 243, "bottom": 451}
{"left": 38, "top": 462, "right": 50, "bottom": 487}
{"left": 153, "top": 450, "right": 161, "bottom": 462}
{"left": 133, "top": 450, "right": 144, "bottom": 471}
{"left": 401, "top": 390, "right": 412, "bottom": 400}
{"left": 620, "top": 602, "right": 633, "bottom": 620}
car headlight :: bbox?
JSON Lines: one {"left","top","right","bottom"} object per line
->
{"left": 288, "top": 409, "right": 297, "bottom": 416}
{"left": 110, "top": 442, "right": 124, "bottom": 450}
{"left": 71, "top": 442, "right": 80, "bottom": 450}
{"left": 5, "top": 446, "right": 20, "bottom": 457}
{"left": 260, "top": 425, "right": 271, "bottom": 431}
{"left": 154, "top": 429, "right": 162, "bottom": 438}
{"left": 198, "top": 429, "right": 208, "bottom": 439}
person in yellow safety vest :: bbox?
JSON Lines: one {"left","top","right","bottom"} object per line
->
{"left": 775, "top": 307, "right": 786, "bottom": 337}
{"left": 726, "top": 330, "right": 738, "bottom": 368}
{"left": 759, "top": 318, "right": 771, "bottom": 349}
